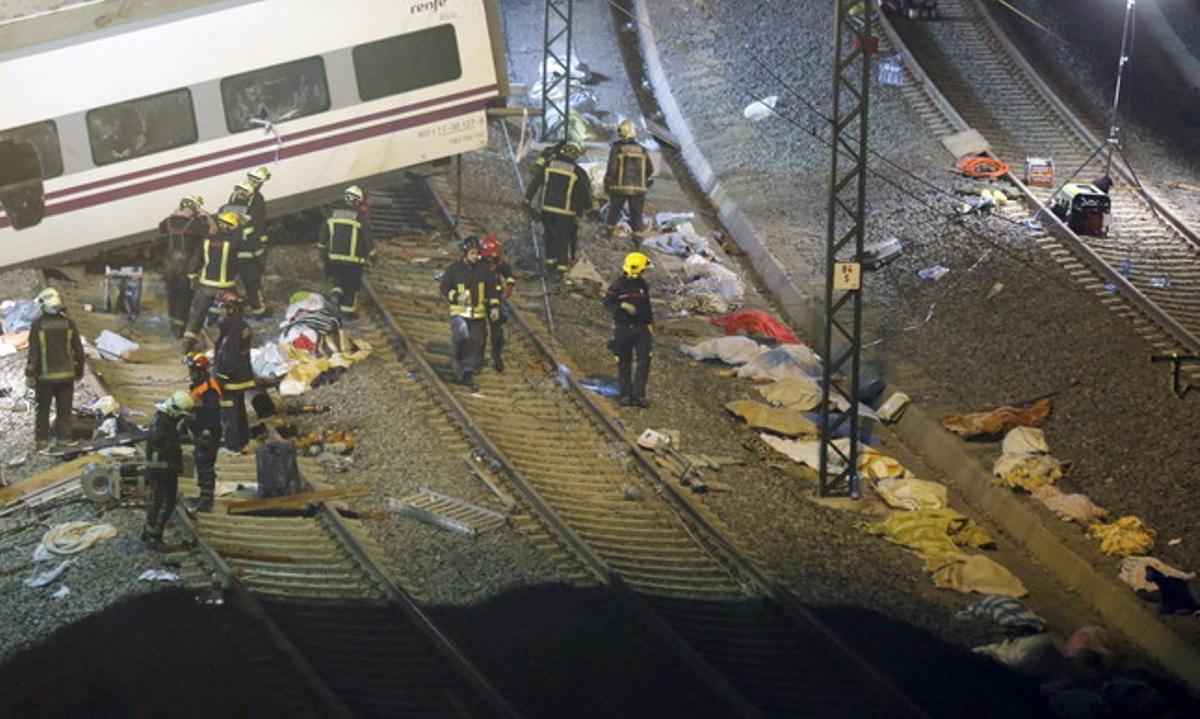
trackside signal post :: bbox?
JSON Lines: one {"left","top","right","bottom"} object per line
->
{"left": 541, "top": 0, "right": 574, "bottom": 141}
{"left": 819, "top": 0, "right": 873, "bottom": 497}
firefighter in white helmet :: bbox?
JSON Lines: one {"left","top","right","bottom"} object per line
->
{"left": 318, "top": 185, "right": 375, "bottom": 315}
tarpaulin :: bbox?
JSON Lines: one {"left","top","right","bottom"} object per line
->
{"left": 710, "top": 310, "right": 800, "bottom": 344}
{"left": 941, "top": 399, "right": 1051, "bottom": 437}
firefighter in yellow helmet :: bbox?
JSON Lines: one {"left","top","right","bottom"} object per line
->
{"left": 318, "top": 185, "right": 375, "bottom": 315}
{"left": 159, "top": 194, "right": 215, "bottom": 337}
{"left": 602, "top": 252, "right": 654, "bottom": 408}
{"left": 604, "top": 120, "right": 654, "bottom": 241}
{"left": 524, "top": 141, "right": 593, "bottom": 277}
{"left": 221, "top": 182, "right": 268, "bottom": 317}
{"left": 26, "top": 288, "right": 85, "bottom": 449}
{"left": 182, "top": 212, "right": 242, "bottom": 352}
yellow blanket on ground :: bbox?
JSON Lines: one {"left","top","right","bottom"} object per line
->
{"left": 1088, "top": 516, "right": 1156, "bottom": 557}
{"left": 874, "top": 477, "right": 948, "bottom": 511}
{"left": 928, "top": 554, "right": 1028, "bottom": 597}
{"left": 859, "top": 508, "right": 994, "bottom": 561}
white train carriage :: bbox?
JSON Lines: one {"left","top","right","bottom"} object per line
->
{"left": 0, "top": 0, "right": 507, "bottom": 269}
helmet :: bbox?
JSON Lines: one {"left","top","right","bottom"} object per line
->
{"left": 618, "top": 119, "right": 637, "bottom": 139}
{"left": 622, "top": 252, "right": 652, "bottom": 277}
{"left": 230, "top": 182, "right": 253, "bottom": 201}
{"left": 480, "top": 234, "right": 502, "bottom": 258}
{"left": 161, "top": 390, "right": 195, "bottom": 417}
{"left": 179, "top": 195, "right": 203, "bottom": 211}
{"left": 247, "top": 166, "right": 271, "bottom": 186}
{"left": 344, "top": 185, "right": 364, "bottom": 204}
{"left": 218, "top": 290, "right": 243, "bottom": 312}
{"left": 183, "top": 352, "right": 210, "bottom": 371}
{"left": 459, "top": 235, "right": 482, "bottom": 256}
{"left": 35, "top": 287, "right": 63, "bottom": 314}
{"left": 216, "top": 212, "right": 242, "bottom": 230}
{"left": 560, "top": 141, "right": 583, "bottom": 160}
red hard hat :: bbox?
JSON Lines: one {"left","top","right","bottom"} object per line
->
{"left": 480, "top": 234, "right": 501, "bottom": 258}
{"left": 219, "top": 290, "right": 243, "bottom": 310}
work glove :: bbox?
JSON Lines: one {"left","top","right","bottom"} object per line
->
{"left": 619, "top": 302, "right": 636, "bottom": 315}
{"left": 25, "top": 376, "right": 36, "bottom": 388}
{"left": 489, "top": 308, "right": 500, "bottom": 322}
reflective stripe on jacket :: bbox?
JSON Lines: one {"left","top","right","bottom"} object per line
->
{"left": 539, "top": 160, "right": 581, "bottom": 216}
{"left": 194, "top": 237, "right": 237, "bottom": 288}
{"left": 27, "top": 314, "right": 83, "bottom": 382}
{"left": 605, "top": 140, "right": 652, "bottom": 194}
{"left": 321, "top": 205, "right": 375, "bottom": 265}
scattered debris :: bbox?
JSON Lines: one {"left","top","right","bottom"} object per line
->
{"left": 1029, "top": 485, "right": 1107, "bottom": 525}
{"left": 1118, "top": 556, "right": 1195, "bottom": 594}
{"left": 52, "top": 585, "right": 71, "bottom": 601}
{"left": 743, "top": 95, "right": 779, "bottom": 122}
{"left": 725, "top": 400, "right": 817, "bottom": 437}
{"left": 993, "top": 426, "right": 1064, "bottom": 491}
{"left": 93, "top": 329, "right": 140, "bottom": 360}
{"left": 388, "top": 488, "right": 507, "bottom": 538}
{"left": 1144, "top": 566, "right": 1199, "bottom": 616}
{"left": 710, "top": 310, "right": 800, "bottom": 344}
{"left": 138, "top": 569, "right": 182, "bottom": 583}
{"left": 876, "top": 392, "right": 911, "bottom": 423}
{"left": 928, "top": 555, "right": 1028, "bottom": 598}
{"left": 917, "top": 264, "right": 950, "bottom": 282}
{"left": 735, "top": 344, "right": 822, "bottom": 382}
{"left": 862, "top": 237, "right": 904, "bottom": 270}
{"left": 579, "top": 375, "right": 621, "bottom": 398}
{"left": 462, "top": 458, "right": 516, "bottom": 512}
{"left": 680, "top": 336, "right": 766, "bottom": 366}
{"left": 23, "top": 559, "right": 74, "bottom": 588}
{"left": 40, "top": 521, "right": 118, "bottom": 555}
{"left": 874, "top": 477, "right": 947, "bottom": 511}
{"left": 1088, "top": 516, "right": 1156, "bottom": 557}
{"left": 941, "top": 399, "right": 1051, "bottom": 437}
{"left": 565, "top": 256, "right": 606, "bottom": 285}
{"left": 956, "top": 595, "right": 1045, "bottom": 633}
{"left": 636, "top": 428, "right": 677, "bottom": 451}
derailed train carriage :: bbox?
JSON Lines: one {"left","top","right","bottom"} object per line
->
{"left": 0, "top": 0, "right": 508, "bottom": 269}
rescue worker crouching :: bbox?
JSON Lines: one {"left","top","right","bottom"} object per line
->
{"left": 318, "top": 185, "right": 375, "bottom": 316}
{"left": 603, "top": 253, "right": 654, "bottom": 408}
{"left": 25, "top": 288, "right": 85, "bottom": 449}
{"left": 525, "top": 141, "right": 593, "bottom": 277}
{"left": 159, "top": 195, "right": 215, "bottom": 337}
{"left": 185, "top": 353, "right": 222, "bottom": 512}
{"left": 222, "top": 182, "right": 268, "bottom": 318}
{"left": 142, "top": 390, "right": 193, "bottom": 550}
{"left": 605, "top": 120, "right": 654, "bottom": 241}
{"left": 439, "top": 236, "right": 499, "bottom": 391}
{"left": 213, "top": 291, "right": 254, "bottom": 453}
{"left": 182, "top": 212, "right": 242, "bottom": 352}
{"left": 480, "top": 234, "right": 515, "bottom": 373}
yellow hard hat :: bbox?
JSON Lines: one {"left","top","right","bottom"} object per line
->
{"left": 622, "top": 252, "right": 651, "bottom": 277}
{"left": 247, "top": 166, "right": 271, "bottom": 185}
{"left": 618, "top": 120, "right": 637, "bottom": 139}
{"left": 217, "top": 211, "right": 242, "bottom": 230}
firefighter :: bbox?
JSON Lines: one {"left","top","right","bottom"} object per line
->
{"left": 222, "top": 182, "right": 268, "bottom": 317}
{"left": 525, "top": 141, "right": 593, "bottom": 277}
{"left": 25, "top": 288, "right": 85, "bottom": 449}
{"left": 318, "top": 185, "right": 375, "bottom": 315}
{"left": 604, "top": 120, "right": 654, "bottom": 239}
{"left": 603, "top": 252, "right": 654, "bottom": 408}
{"left": 159, "top": 195, "right": 215, "bottom": 337}
{"left": 182, "top": 212, "right": 242, "bottom": 352}
{"left": 439, "top": 236, "right": 499, "bottom": 391}
{"left": 480, "top": 234, "right": 514, "bottom": 373}
{"left": 185, "top": 353, "right": 222, "bottom": 512}
{"left": 141, "top": 390, "right": 193, "bottom": 550}
{"left": 245, "top": 166, "right": 271, "bottom": 237}
{"left": 213, "top": 291, "right": 254, "bottom": 453}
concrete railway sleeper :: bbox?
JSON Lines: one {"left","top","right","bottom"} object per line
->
{"left": 64, "top": 288, "right": 520, "bottom": 718}
{"left": 357, "top": 177, "right": 925, "bottom": 717}
{"left": 884, "top": 0, "right": 1200, "bottom": 386}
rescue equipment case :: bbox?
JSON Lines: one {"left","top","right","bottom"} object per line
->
{"left": 1050, "top": 183, "right": 1110, "bottom": 237}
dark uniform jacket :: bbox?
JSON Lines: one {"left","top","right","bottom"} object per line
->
{"left": 603, "top": 274, "right": 653, "bottom": 327}
{"left": 159, "top": 212, "right": 211, "bottom": 256}
{"left": 220, "top": 200, "right": 264, "bottom": 261}
{"left": 489, "top": 258, "right": 515, "bottom": 298}
{"left": 319, "top": 201, "right": 374, "bottom": 265}
{"left": 26, "top": 312, "right": 85, "bottom": 383}
{"left": 214, "top": 314, "right": 254, "bottom": 391}
{"left": 526, "top": 156, "right": 593, "bottom": 217}
{"left": 604, "top": 138, "right": 654, "bottom": 195}
{"left": 146, "top": 410, "right": 184, "bottom": 474}
{"left": 440, "top": 259, "right": 499, "bottom": 320}
{"left": 247, "top": 190, "right": 267, "bottom": 243}
{"left": 188, "top": 230, "right": 239, "bottom": 288}
{"left": 188, "top": 376, "right": 223, "bottom": 441}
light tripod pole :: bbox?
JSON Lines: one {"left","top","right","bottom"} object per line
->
{"left": 1104, "top": 0, "right": 1136, "bottom": 177}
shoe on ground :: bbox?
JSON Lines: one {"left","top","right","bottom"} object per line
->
{"left": 632, "top": 397, "right": 650, "bottom": 409}
{"left": 187, "top": 496, "right": 214, "bottom": 513}
{"left": 493, "top": 356, "right": 505, "bottom": 373}
{"left": 140, "top": 529, "right": 166, "bottom": 552}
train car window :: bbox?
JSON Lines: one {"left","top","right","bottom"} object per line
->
{"left": 86, "top": 89, "right": 198, "bottom": 166}
{"left": 0, "top": 121, "right": 63, "bottom": 179}
{"left": 221, "top": 56, "right": 331, "bottom": 133}
{"left": 353, "top": 24, "right": 462, "bottom": 101}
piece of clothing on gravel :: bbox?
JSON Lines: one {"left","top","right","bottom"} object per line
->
{"left": 956, "top": 594, "right": 1046, "bottom": 633}
{"left": 680, "top": 336, "right": 766, "bottom": 365}
{"left": 859, "top": 508, "right": 996, "bottom": 563}
{"left": 725, "top": 399, "right": 817, "bottom": 437}
{"left": 874, "top": 477, "right": 948, "bottom": 511}
{"left": 1118, "top": 556, "right": 1196, "bottom": 593}
{"left": 1145, "top": 566, "right": 1200, "bottom": 616}
{"left": 1030, "top": 485, "right": 1108, "bottom": 525}
{"left": 39, "top": 522, "right": 118, "bottom": 555}
{"left": 709, "top": 310, "right": 800, "bottom": 344}
{"left": 929, "top": 554, "right": 1028, "bottom": 597}
{"left": 993, "top": 427, "right": 1064, "bottom": 491}
{"left": 1088, "top": 516, "right": 1156, "bottom": 557}
{"left": 756, "top": 375, "right": 821, "bottom": 411}
{"left": 941, "top": 398, "right": 1052, "bottom": 437}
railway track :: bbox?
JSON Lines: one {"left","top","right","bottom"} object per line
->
{"left": 883, "top": 0, "right": 1200, "bottom": 384}
{"left": 66, "top": 283, "right": 518, "bottom": 718}
{"left": 360, "top": 175, "right": 924, "bottom": 717}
